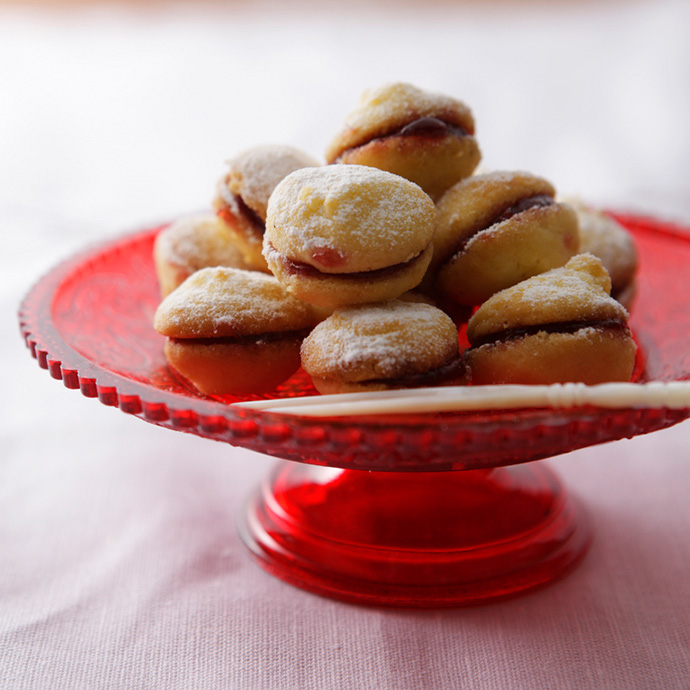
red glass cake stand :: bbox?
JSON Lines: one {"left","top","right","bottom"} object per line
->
{"left": 19, "top": 213, "right": 690, "bottom": 608}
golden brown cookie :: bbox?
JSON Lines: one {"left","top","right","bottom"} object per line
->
{"left": 427, "top": 171, "right": 580, "bottom": 307}
{"left": 572, "top": 203, "right": 638, "bottom": 310}
{"left": 154, "top": 266, "right": 322, "bottom": 395}
{"left": 464, "top": 254, "right": 637, "bottom": 385}
{"left": 263, "top": 164, "right": 436, "bottom": 309}
{"left": 301, "top": 300, "right": 466, "bottom": 394}
{"left": 325, "top": 82, "right": 481, "bottom": 201}
{"left": 153, "top": 214, "right": 254, "bottom": 297}
{"left": 213, "top": 144, "right": 319, "bottom": 271}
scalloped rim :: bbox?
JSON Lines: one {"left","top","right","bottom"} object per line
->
{"left": 17, "top": 211, "right": 690, "bottom": 469}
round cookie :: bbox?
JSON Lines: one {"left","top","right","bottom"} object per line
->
{"left": 325, "top": 82, "right": 481, "bottom": 201}
{"left": 301, "top": 300, "right": 466, "bottom": 394}
{"left": 427, "top": 171, "right": 580, "bottom": 307}
{"left": 464, "top": 254, "right": 637, "bottom": 385}
{"left": 572, "top": 203, "right": 638, "bottom": 310}
{"left": 153, "top": 213, "right": 254, "bottom": 296}
{"left": 154, "top": 266, "right": 322, "bottom": 395}
{"left": 213, "top": 144, "right": 319, "bottom": 271}
{"left": 263, "top": 165, "right": 437, "bottom": 309}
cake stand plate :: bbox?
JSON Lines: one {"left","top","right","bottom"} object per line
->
{"left": 19, "top": 212, "right": 690, "bottom": 607}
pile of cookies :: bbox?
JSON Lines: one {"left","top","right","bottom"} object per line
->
{"left": 153, "top": 82, "right": 639, "bottom": 396}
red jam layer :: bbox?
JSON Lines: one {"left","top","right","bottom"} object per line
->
{"left": 269, "top": 244, "right": 426, "bottom": 281}
{"left": 450, "top": 194, "right": 556, "bottom": 259}
{"left": 494, "top": 194, "right": 554, "bottom": 224}
{"left": 362, "top": 354, "right": 466, "bottom": 389}
{"left": 217, "top": 195, "right": 265, "bottom": 239}
{"left": 397, "top": 116, "right": 469, "bottom": 139}
{"left": 469, "top": 319, "right": 630, "bottom": 349}
{"left": 170, "top": 329, "right": 310, "bottom": 347}
{"left": 337, "top": 115, "right": 471, "bottom": 160}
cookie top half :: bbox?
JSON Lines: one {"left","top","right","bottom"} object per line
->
{"left": 216, "top": 144, "right": 319, "bottom": 221}
{"left": 154, "top": 266, "right": 320, "bottom": 338}
{"left": 264, "top": 164, "right": 436, "bottom": 273}
{"left": 325, "top": 82, "right": 476, "bottom": 162}
{"left": 154, "top": 214, "right": 250, "bottom": 272}
{"left": 466, "top": 253, "right": 628, "bottom": 343}
{"left": 433, "top": 171, "right": 558, "bottom": 263}
{"left": 301, "top": 300, "right": 459, "bottom": 382}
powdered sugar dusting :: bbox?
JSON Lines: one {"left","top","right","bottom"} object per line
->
{"left": 154, "top": 266, "right": 317, "bottom": 337}
{"left": 575, "top": 206, "right": 638, "bottom": 285}
{"left": 512, "top": 271, "right": 619, "bottom": 313}
{"left": 215, "top": 175, "right": 238, "bottom": 210}
{"left": 265, "top": 165, "right": 435, "bottom": 268}
{"left": 325, "top": 82, "right": 475, "bottom": 160}
{"left": 225, "top": 144, "right": 319, "bottom": 218}
{"left": 468, "top": 253, "right": 630, "bottom": 340}
{"left": 155, "top": 213, "right": 248, "bottom": 270}
{"left": 303, "top": 301, "right": 457, "bottom": 378}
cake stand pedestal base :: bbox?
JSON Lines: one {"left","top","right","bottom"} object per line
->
{"left": 238, "top": 461, "right": 591, "bottom": 608}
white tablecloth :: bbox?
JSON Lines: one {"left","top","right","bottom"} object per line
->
{"left": 3, "top": 1, "right": 690, "bottom": 688}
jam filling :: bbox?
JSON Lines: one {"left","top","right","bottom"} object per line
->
{"left": 268, "top": 243, "right": 426, "bottom": 281}
{"left": 397, "top": 116, "right": 468, "bottom": 139}
{"left": 451, "top": 194, "right": 556, "bottom": 258}
{"left": 337, "top": 116, "right": 469, "bottom": 159}
{"left": 363, "top": 354, "right": 465, "bottom": 388}
{"left": 217, "top": 194, "right": 265, "bottom": 238}
{"left": 469, "top": 318, "right": 629, "bottom": 349}
{"left": 493, "top": 193, "right": 554, "bottom": 224}
{"left": 171, "top": 329, "right": 310, "bottom": 347}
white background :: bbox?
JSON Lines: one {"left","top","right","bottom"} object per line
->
{"left": 3, "top": 1, "right": 690, "bottom": 688}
